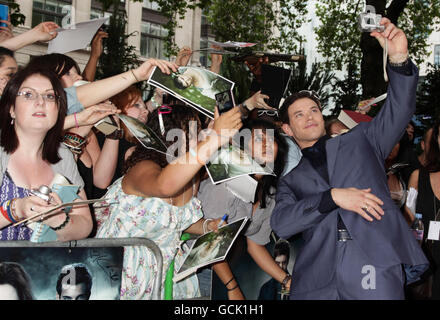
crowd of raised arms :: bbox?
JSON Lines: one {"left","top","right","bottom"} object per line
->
{"left": 0, "top": 16, "right": 438, "bottom": 301}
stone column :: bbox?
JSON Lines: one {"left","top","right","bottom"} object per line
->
{"left": 126, "top": 0, "right": 142, "bottom": 55}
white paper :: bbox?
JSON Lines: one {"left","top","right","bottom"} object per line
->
{"left": 208, "top": 40, "right": 257, "bottom": 48}
{"left": 428, "top": 221, "right": 440, "bottom": 241}
{"left": 47, "top": 17, "right": 109, "bottom": 54}
{"left": 406, "top": 187, "right": 418, "bottom": 216}
{"left": 224, "top": 175, "right": 258, "bottom": 203}
{"left": 358, "top": 93, "right": 387, "bottom": 111}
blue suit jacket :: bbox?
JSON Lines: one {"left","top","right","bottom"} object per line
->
{"left": 271, "top": 62, "right": 428, "bottom": 297}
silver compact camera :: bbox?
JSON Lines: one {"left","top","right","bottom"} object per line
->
{"left": 30, "top": 185, "right": 52, "bottom": 203}
{"left": 358, "top": 8, "right": 385, "bottom": 32}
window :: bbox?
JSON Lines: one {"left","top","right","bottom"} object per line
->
{"left": 143, "top": 0, "right": 160, "bottom": 11}
{"left": 435, "top": 45, "right": 440, "bottom": 66}
{"left": 200, "top": 9, "right": 215, "bottom": 67}
{"left": 32, "top": 0, "right": 72, "bottom": 27}
{"left": 90, "top": 9, "right": 112, "bottom": 21}
{"left": 140, "top": 21, "right": 168, "bottom": 59}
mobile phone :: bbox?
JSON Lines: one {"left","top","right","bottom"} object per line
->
{"left": 0, "top": 5, "right": 8, "bottom": 28}
{"left": 215, "top": 90, "right": 235, "bottom": 114}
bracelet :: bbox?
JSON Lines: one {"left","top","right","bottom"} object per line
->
{"left": 6, "top": 199, "right": 19, "bottom": 224}
{"left": 227, "top": 284, "right": 239, "bottom": 292}
{"left": 50, "top": 212, "right": 70, "bottom": 231}
{"left": 389, "top": 58, "right": 409, "bottom": 68}
{"left": 131, "top": 69, "right": 140, "bottom": 82}
{"left": 74, "top": 113, "right": 79, "bottom": 128}
{"left": 0, "top": 200, "right": 12, "bottom": 223}
{"left": 225, "top": 277, "right": 235, "bottom": 287}
{"left": 202, "top": 218, "right": 213, "bottom": 234}
{"left": 281, "top": 274, "right": 291, "bottom": 288}
{"left": 9, "top": 199, "right": 21, "bottom": 222}
{"left": 63, "top": 132, "right": 87, "bottom": 155}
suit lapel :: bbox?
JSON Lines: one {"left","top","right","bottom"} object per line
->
{"left": 325, "top": 136, "right": 340, "bottom": 183}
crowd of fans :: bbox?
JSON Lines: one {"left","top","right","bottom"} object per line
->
{"left": 0, "top": 17, "right": 438, "bottom": 301}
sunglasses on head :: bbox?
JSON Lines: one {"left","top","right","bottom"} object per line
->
{"left": 298, "top": 90, "right": 320, "bottom": 100}
{"left": 257, "top": 110, "right": 279, "bottom": 117}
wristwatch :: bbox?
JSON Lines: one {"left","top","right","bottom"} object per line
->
{"left": 106, "top": 128, "right": 124, "bottom": 140}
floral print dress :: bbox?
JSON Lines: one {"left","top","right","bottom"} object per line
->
{"left": 95, "top": 177, "right": 202, "bottom": 300}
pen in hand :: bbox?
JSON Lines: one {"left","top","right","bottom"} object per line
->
{"left": 218, "top": 214, "right": 228, "bottom": 228}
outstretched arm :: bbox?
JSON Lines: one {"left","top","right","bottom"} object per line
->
{"left": 123, "top": 107, "right": 243, "bottom": 198}
{"left": 0, "top": 22, "right": 58, "bottom": 51}
{"left": 365, "top": 18, "right": 418, "bottom": 160}
{"left": 76, "top": 58, "right": 178, "bottom": 108}
{"left": 82, "top": 30, "right": 108, "bottom": 82}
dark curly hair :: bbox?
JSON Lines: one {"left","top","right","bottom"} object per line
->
{"left": 123, "top": 104, "right": 202, "bottom": 173}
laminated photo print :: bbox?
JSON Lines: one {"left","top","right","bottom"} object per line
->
{"left": 206, "top": 144, "right": 275, "bottom": 185}
{"left": 148, "top": 66, "right": 235, "bottom": 119}
{"left": 118, "top": 114, "right": 169, "bottom": 155}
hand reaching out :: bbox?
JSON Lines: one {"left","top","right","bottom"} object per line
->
{"left": 76, "top": 101, "right": 120, "bottom": 126}
{"left": 0, "top": 20, "right": 13, "bottom": 43}
{"left": 90, "top": 30, "right": 108, "bottom": 59}
{"left": 244, "top": 90, "right": 274, "bottom": 111}
{"left": 175, "top": 46, "right": 192, "bottom": 66}
{"left": 133, "top": 58, "right": 178, "bottom": 82}
{"left": 32, "top": 21, "right": 59, "bottom": 42}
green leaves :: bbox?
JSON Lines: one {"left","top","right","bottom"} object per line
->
{"left": 416, "top": 64, "right": 440, "bottom": 129}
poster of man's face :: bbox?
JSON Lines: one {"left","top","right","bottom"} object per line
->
{"left": 0, "top": 247, "right": 123, "bottom": 300}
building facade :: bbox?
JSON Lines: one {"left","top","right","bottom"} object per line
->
{"left": 8, "top": 0, "right": 204, "bottom": 70}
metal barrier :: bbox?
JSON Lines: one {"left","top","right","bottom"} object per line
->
{"left": 0, "top": 237, "right": 163, "bottom": 300}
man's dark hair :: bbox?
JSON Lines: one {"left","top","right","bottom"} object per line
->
{"left": 273, "top": 239, "right": 290, "bottom": 261}
{"left": 279, "top": 91, "right": 322, "bottom": 124}
{"left": 0, "top": 262, "right": 34, "bottom": 300}
{"left": 0, "top": 46, "right": 14, "bottom": 66}
{"left": 27, "top": 53, "right": 81, "bottom": 78}
{"left": 56, "top": 263, "right": 92, "bottom": 299}
{"left": 0, "top": 66, "right": 67, "bottom": 164}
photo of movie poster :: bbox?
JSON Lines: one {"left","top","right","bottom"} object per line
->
{"left": 0, "top": 247, "right": 123, "bottom": 300}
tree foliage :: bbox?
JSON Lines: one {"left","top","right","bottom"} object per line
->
{"left": 3, "top": 0, "right": 25, "bottom": 26}
{"left": 204, "top": 0, "right": 309, "bottom": 54}
{"left": 286, "top": 56, "right": 335, "bottom": 111}
{"left": 134, "top": 0, "right": 309, "bottom": 57}
{"left": 416, "top": 64, "right": 440, "bottom": 129}
{"left": 315, "top": 0, "right": 440, "bottom": 101}
{"left": 95, "top": 0, "right": 140, "bottom": 80}
{"left": 315, "top": 0, "right": 440, "bottom": 71}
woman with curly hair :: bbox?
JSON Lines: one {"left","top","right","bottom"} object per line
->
{"left": 94, "top": 105, "right": 242, "bottom": 299}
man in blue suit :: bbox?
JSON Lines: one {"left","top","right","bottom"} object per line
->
{"left": 271, "top": 18, "right": 428, "bottom": 300}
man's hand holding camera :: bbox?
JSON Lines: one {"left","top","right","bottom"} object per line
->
{"left": 370, "top": 17, "right": 408, "bottom": 64}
